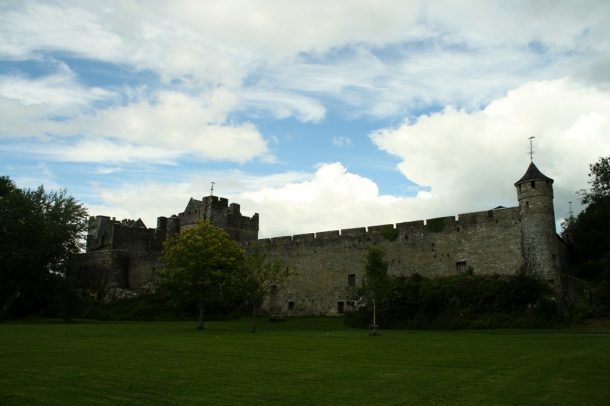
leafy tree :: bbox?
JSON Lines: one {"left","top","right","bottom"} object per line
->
{"left": 0, "top": 176, "right": 88, "bottom": 320}
{"left": 158, "top": 221, "right": 244, "bottom": 329}
{"left": 364, "top": 246, "right": 389, "bottom": 334}
{"left": 569, "top": 156, "right": 610, "bottom": 265}
{"left": 241, "top": 243, "right": 290, "bottom": 333}
{"left": 579, "top": 156, "right": 610, "bottom": 204}
{"left": 567, "top": 157, "right": 610, "bottom": 315}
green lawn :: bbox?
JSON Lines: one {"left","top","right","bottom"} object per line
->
{"left": 1, "top": 318, "right": 609, "bottom": 405}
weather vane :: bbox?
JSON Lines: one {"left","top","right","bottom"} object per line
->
{"left": 210, "top": 181, "right": 215, "bottom": 197}
{"left": 528, "top": 136, "right": 535, "bottom": 162}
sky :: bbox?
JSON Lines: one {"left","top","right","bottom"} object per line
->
{"left": 1, "top": 0, "right": 610, "bottom": 238}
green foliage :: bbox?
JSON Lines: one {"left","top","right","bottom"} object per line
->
{"left": 158, "top": 221, "right": 245, "bottom": 329}
{"left": 0, "top": 176, "right": 88, "bottom": 320}
{"left": 346, "top": 271, "right": 557, "bottom": 329}
{"left": 2, "top": 320, "right": 610, "bottom": 404}
{"left": 380, "top": 225, "right": 399, "bottom": 241}
{"left": 241, "top": 243, "right": 290, "bottom": 332}
{"left": 425, "top": 217, "right": 445, "bottom": 232}
{"left": 364, "top": 246, "right": 389, "bottom": 330}
{"left": 579, "top": 156, "right": 610, "bottom": 204}
{"left": 364, "top": 246, "right": 389, "bottom": 300}
{"left": 570, "top": 197, "right": 610, "bottom": 263}
{"left": 566, "top": 157, "right": 610, "bottom": 317}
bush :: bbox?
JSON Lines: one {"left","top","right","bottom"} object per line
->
{"left": 345, "top": 271, "right": 558, "bottom": 329}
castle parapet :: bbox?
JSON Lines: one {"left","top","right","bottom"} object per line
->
{"left": 341, "top": 227, "right": 367, "bottom": 237}
{"left": 367, "top": 224, "right": 394, "bottom": 236}
{"left": 316, "top": 230, "right": 340, "bottom": 240}
{"left": 293, "top": 233, "right": 315, "bottom": 242}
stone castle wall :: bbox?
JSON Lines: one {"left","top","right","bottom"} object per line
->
{"left": 254, "top": 207, "right": 524, "bottom": 315}
{"left": 74, "top": 162, "right": 565, "bottom": 316}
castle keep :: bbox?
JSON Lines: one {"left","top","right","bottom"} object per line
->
{"left": 73, "top": 196, "right": 259, "bottom": 294}
{"left": 75, "top": 162, "right": 567, "bottom": 315}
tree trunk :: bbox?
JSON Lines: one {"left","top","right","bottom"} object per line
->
{"left": 251, "top": 302, "right": 257, "bottom": 333}
{"left": 0, "top": 282, "right": 24, "bottom": 321}
{"left": 196, "top": 299, "right": 205, "bottom": 330}
{"left": 373, "top": 298, "right": 377, "bottom": 325}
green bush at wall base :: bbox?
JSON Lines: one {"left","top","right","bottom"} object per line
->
{"left": 344, "top": 271, "right": 563, "bottom": 329}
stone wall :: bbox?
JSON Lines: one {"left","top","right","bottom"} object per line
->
{"left": 69, "top": 250, "right": 129, "bottom": 292}
{"left": 253, "top": 207, "right": 524, "bottom": 316}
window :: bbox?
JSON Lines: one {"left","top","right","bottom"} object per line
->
{"left": 530, "top": 181, "right": 536, "bottom": 188}
{"left": 348, "top": 274, "right": 356, "bottom": 287}
{"left": 337, "top": 301, "right": 345, "bottom": 314}
{"left": 456, "top": 261, "right": 467, "bottom": 272}
{"left": 288, "top": 301, "right": 295, "bottom": 311}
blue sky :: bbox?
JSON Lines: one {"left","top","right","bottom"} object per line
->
{"left": 1, "top": 1, "right": 610, "bottom": 237}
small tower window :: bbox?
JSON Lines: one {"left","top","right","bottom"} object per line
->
{"left": 530, "top": 181, "right": 536, "bottom": 188}
{"left": 288, "top": 301, "right": 295, "bottom": 310}
{"left": 337, "top": 301, "right": 345, "bottom": 314}
{"left": 348, "top": 274, "right": 356, "bottom": 287}
{"left": 456, "top": 261, "right": 467, "bottom": 272}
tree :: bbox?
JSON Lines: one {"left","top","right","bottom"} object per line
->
{"left": 569, "top": 156, "right": 610, "bottom": 264}
{"left": 579, "top": 156, "right": 610, "bottom": 204}
{"left": 567, "top": 157, "right": 610, "bottom": 315}
{"left": 0, "top": 176, "right": 88, "bottom": 320}
{"left": 158, "top": 221, "right": 244, "bottom": 329}
{"left": 364, "top": 246, "right": 389, "bottom": 334}
{"left": 241, "top": 243, "right": 289, "bottom": 333}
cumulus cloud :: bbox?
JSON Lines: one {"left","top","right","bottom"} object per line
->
{"left": 371, "top": 78, "right": 610, "bottom": 223}
{"left": 84, "top": 169, "right": 312, "bottom": 231}
{"left": 84, "top": 162, "right": 412, "bottom": 237}
{"left": 238, "top": 162, "right": 415, "bottom": 237}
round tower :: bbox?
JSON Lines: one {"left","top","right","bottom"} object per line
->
{"left": 514, "top": 162, "right": 560, "bottom": 286}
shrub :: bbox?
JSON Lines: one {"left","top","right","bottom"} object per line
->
{"left": 345, "top": 271, "right": 557, "bottom": 329}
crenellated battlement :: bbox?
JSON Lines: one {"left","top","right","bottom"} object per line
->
{"left": 248, "top": 206, "right": 519, "bottom": 248}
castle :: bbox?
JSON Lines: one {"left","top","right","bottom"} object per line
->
{"left": 74, "top": 161, "right": 568, "bottom": 315}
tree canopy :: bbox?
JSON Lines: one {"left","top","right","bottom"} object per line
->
{"left": 241, "top": 243, "right": 289, "bottom": 332}
{"left": 158, "top": 221, "right": 245, "bottom": 329}
{"left": 569, "top": 156, "right": 610, "bottom": 264}
{"left": 364, "top": 246, "right": 389, "bottom": 333}
{"left": 579, "top": 156, "right": 610, "bottom": 205}
{"left": 0, "top": 176, "right": 88, "bottom": 320}
{"left": 567, "top": 156, "right": 610, "bottom": 315}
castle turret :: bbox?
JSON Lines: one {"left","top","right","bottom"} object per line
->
{"left": 515, "top": 162, "right": 560, "bottom": 286}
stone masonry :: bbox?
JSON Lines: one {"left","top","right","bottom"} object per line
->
{"left": 74, "top": 162, "right": 566, "bottom": 316}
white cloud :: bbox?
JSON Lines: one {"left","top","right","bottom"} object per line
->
{"left": 3, "top": 1, "right": 610, "bottom": 120}
{"left": 0, "top": 74, "right": 270, "bottom": 163}
{"left": 0, "top": 66, "right": 112, "bottom": 108}
{"left": 241, "top": 89, "right": 326, "bottom": 123}
{"left": 83, "top": 169, "right": 312, "bottom": 230}
{"left": 371, "top": 78, "right": 610, "bottom": 223}
{"left": 0, "top": 3, "right": 123, "bottom": 60}
{"left": 238, "top": 162, "right": 414, "bottom": 237}
{"left": 332, "top": 136, "right": 352, "bottom": 147}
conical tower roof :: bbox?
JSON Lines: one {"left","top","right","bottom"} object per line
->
{"left": 514, "top": 162, "right": 553, "bottom": 186}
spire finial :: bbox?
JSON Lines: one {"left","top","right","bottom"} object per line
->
{"left": 528, "top": 136, "right": 535, "bottom": 162}
{"left": 210, "top": 181, "right": 215, "bottom": 197}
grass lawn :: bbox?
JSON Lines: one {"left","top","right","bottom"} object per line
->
{"left": 1, "top": 318, "right": 609, "bottom": 405}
